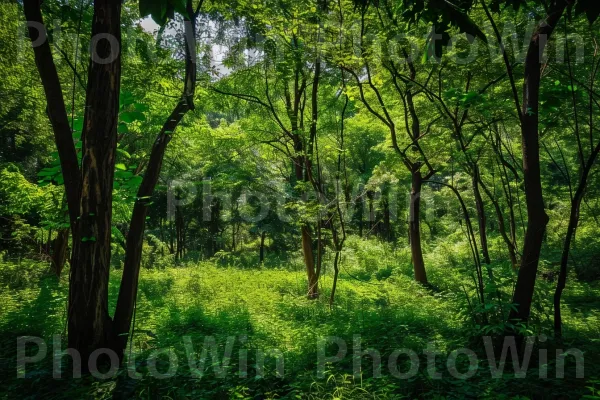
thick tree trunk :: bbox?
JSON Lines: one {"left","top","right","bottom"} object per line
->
{"left": 67, "top": 0, "right": 122, "bottom": 362}
{"left": 304, "top": 51, "right": 323, "bottom": 299}
{"left": 409, "top": 169, "right": 427, "bottom": 284}
{"left": 51, "top": 229, "right": 69, "bottom": 277}
{"left": 112, "top": 7, "right": 197, "bottom": 354}
{"left": 508, "top": 1, "right": 566, "bottom": 327}
{"left": 472, "top": 166, "right": 490, "bottom": 264}
{"left": 293, "top": 144, "right": 318, "bottom": 298}
{"left": 23, "top": 0, "right": 80, "bottom": 228}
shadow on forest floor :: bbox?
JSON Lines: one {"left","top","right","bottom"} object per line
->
{"left": 1, "top": 261, "right": 599, "bottom": 399}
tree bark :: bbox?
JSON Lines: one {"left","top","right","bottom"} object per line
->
{"left": 67, "top": 0, "right": 122, "bottom": 362}
{"left": 23, "top": 0, "right": 80, "bottom": 228}
{"left": 259, "top": 231, "right": 266, "bottom": 263}
{"left": 409, "top": 168, "right": 427, "bottom": 284}
{"left": 330, "top": 242, "right": 341, "bottom": 307}
{"left": 508, "top": 1, "right": 566, "bottom": 327}
{"left": 51, "top": 229, "right": 69, "bottom": 277}
{"left": 112, "top": 7, "right": 197, "bottom": 354}
{"left": 293, "top": 143, "right": 318, "bottom": 298}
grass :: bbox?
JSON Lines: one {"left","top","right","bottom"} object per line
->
{"left": 1, "top": 238, "right": 600, "bottom": 399}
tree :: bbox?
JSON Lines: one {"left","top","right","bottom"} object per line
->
{"left": 481, "top": 0, "right": 600, "bottom": 335}
{"left": 24, "top": 0, "right": 202, "bottom": 361}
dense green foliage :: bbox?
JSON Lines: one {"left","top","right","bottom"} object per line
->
{"left": 2, "top": 0, "right": 600, "bottom": 397}
{"left": 2, "top": 250, "right": 600, "bottom": 398}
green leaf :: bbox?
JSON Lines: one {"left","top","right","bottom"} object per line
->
{"left": 139, "top": 0, "right": 169, "bottom": 25}
{"left": 120, "top": 91, "right": 135, "bottom": 106}
{"left": 115, "top": 170, "right": 134, "bottom": 179}
{"left": 116, "top": 163, "right": 127, "bottom": 171}
{"left": 443, "top": 3, "right": 487, "bottom": 44}
{"left": 134, "top": 103, "right": 150, "bottom": 112}
{"left": 118, "top": 122, "right": 129, "bottom": 134}
{"left": 121, "top": 111, "right": 146, "bottom": 123}
{"left": 117, "top": 148, "right": 132, "bottom": 159}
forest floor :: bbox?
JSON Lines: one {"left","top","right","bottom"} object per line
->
{"left": 1, "top": 248, "right": 600, "bottom": 399}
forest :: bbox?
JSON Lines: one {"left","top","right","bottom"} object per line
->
{"left": 1, "top": 0, "right": 600, "bottom": 398}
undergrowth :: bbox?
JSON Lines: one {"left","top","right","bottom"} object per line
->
{"left": 1, "top": 238, "right": 599, "bottom": 399}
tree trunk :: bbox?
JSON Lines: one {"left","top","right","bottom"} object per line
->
{"left": 329, "top": 210, "right": 345, "bottom": 307}
{"left": 176, "top": 203, "right": 184, "bottom": 261}
{"left": 210, "top": 199, "right": 220, "bottom": 255}
{"left": 159, "top": 217, "right": 165, "bottom": 243}
{"left": 499, "top": 160, "right": 519, "bottom": 258}
{"left": 553, "top": 191, "right": 582, "bottom": 339}
{"left": 480, "top": 179, "right": 519, "bottom": 268}
{"left": 259, "top": 231, "right": 266, "bottom": 263}
{"left": 51, "top": 229, "right": 69, "bottom": 277}
{"left": 302, "top": 224, "right": 318, "bottom": 298}
{"left": 367, "top": 190, "right": 375, "bottom": 235}
{"left": 330, "top": 250, "right": 341, "bottom": 307}
{"left": 67, "top": 0, "right": 122, "bottom": 362}
{"left": 554, "top": 143, "right": 600, "bottom": 338}
{"left": 382, "top": 198, "right": 391, "bottom": 241}
{"left": 409, "top": 169, "right": 427, "bottom": 284}
{"left": 231, "top": 222, "right": 236, "bottom": 252}
{"left": 112, "top": 6, "right": 197, "bottom": 355}
{"left": 169, "top": 220, "right": 175, "bottom": 254}
{"left": 23, "top": 0, "right": 81, "bottom": 229}
{"left": 473, "top": 166, "right": 490, "bottom": 264}
{"left": 293, "top": 142, "right": 318, "bottom": 298}
{"left": 508, "top": 1, "right": 566, "bottom": 328}
{"left": 358, "top": 192, "right": 364, "bottom": 237}
{"left": 45, "top": 228, "right": 52, "bottom": 255}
